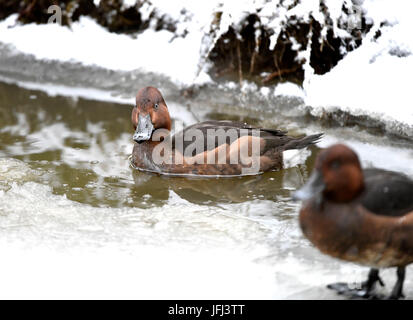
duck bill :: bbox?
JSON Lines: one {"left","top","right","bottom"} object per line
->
{"left": 293, "top": 170, "right": 325, "bottom": 201}
{"left": 133, "top": 113, "right": 155, "bottom": 144}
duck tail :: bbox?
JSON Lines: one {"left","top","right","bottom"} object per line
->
{"left": 283, "top": 133, "right": 323, "bottom": 150}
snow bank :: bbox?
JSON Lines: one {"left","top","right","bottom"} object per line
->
{"left": 304, "top": 0, "right": 413, "bottom": 134}
{"left": 0, "top": 0, "right": 412, "bottom": 134}
{"left": 0, "top": 0, "right": 363, "bottom": 85}
{"left": 0, "top": 13, "right": 211, "bottom": 86}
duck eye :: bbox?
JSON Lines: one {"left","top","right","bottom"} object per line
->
{"left": 154, "top": 103, "right": 159, "bottom": 110}
{"left": 330, "top": 160, "right": 341, "bottom": 170}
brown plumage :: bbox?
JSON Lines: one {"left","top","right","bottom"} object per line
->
{"left": 131, "top": 86, "right": 323, "bottom": 176}
{"left": 294, "top": 144, "right": 413, "bottom": 299}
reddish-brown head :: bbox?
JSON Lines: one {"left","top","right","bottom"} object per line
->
{"left": 294, "top": 144, "right": 364, "bottom": 203}
{"left": 132, "top": 87, "right": 171, "bottom": 143}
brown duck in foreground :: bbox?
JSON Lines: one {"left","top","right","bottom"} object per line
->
{"left": 294, "top": 144, "right": 413, "bottom": 299}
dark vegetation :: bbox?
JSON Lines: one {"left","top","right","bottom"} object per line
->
{"left": 0, "top": 0, "right": 373, "bottom": 85}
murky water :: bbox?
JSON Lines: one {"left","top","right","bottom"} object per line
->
{"left": 0, "top": 80, "right": 412, "bottom": 299}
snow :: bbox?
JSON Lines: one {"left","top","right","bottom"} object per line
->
{"left": 0, "top": 14, "right": 212, "bottom": 86}
{"left": 274, "top": 82, "right": 305, "bottom": 99}
{"left": 304, "top": 0, "right": 413, "bottom": 133}
{"left": 0, "top": 0, "right": 412, "bottom": 133}
{"left": 283, "top": 148, "right": 311, "bottom": 169}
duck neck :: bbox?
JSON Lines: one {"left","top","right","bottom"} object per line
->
{"left": 133, "top": 135, "right": 173, "bottom": 170}
{"left": 134, "top": 139, "right": 161, "bottom": 154}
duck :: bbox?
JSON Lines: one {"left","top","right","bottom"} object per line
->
{"left": 293, "top": 143, "right": 413, "bottom": 299}
{"left": 131, "top": 86, "right": 323, "bottom": 176}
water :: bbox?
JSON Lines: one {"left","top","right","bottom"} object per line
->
{"left": 0, "top": 79, "right": 412, "bottom": 299}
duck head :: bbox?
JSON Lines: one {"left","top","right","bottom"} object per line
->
{"left": 294, "top": 144, "right": 364, "bottom": 203}
{"left": 132, "top": 87, "right": 171, "bottom": 144}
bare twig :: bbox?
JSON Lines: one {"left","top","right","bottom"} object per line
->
{"left": 249, "top": 35, "right": 261, "bottom": 75}
{"left": 237, "top": 40, "right": 243, "bottom": 86}
{"left": 262, "top": 65, "right": 300, "bottom": 84}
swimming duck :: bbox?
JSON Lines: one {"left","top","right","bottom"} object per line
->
{"left": 131, "top": 86, "right": 323, "bottom": 176}
{"left": 294, "top": 144, "right": 413, "bottom": 299}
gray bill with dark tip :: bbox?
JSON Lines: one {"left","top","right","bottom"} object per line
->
{"left": 133, "top": 113, "right": 154, "bottom": 143}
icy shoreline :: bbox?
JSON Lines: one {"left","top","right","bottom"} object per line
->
{"left": 0, "top": 0, "right": 412, "bottom": 138}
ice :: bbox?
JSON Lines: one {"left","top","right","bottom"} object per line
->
{"left": 2, "top": 169, "right": 409, "bottom": 299}
{"left": 0, "top": 171, "right": 279, "bottom": 299}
